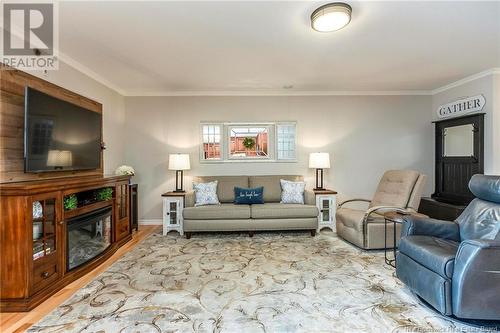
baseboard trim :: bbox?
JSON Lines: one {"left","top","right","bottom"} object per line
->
{"left": 139, "top": 219, "right": 162, "bottom": 225}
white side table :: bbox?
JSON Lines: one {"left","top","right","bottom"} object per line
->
{"left": 162, "top": 192, "right": 185, "bottom": 236}
{"left": 314, "top": 189, "right": 337, "bottom": 232}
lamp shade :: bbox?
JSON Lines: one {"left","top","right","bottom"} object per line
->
{"left": 309, "top": 152, "right": 330, "bottom": 169}
{"left": 168, "top": 154, "right": 190, "bottom": 170}
{"left": 47, "top": 150, "right": 72, "bottom": 167}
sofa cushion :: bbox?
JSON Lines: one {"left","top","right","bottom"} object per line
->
{"left": 249, "top": 175, "right": 303, "bottom": 202}
{"left": 398, "top": 235, "right": 459, "bottom": 279}
{"left": 251, "top": 203, "right": 318, "bottom": 219}
{"left": 369, "top": 170, "right": 420, "bottom": 209}
{"left": 183, "top": 204, "right": 251, "bottom": 220}
{"left": 194, "top": 176, "right": 249, "bottom": 203}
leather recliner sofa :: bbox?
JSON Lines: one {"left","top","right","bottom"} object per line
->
{"left": 396, "top": 174, "right": 500, "bottom": 320}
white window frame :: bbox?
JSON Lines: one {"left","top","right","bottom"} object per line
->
{"left": 200, "top": 121, "right": 297, "bottom": 163}
{"left": 276, "top": 122, "right": 297, "bottom": 161}
{"left": 227, "top": 124, "right": 274, "bottom": 161}
{"left": 199, "top": 123, "right": 223, "bottom": 161}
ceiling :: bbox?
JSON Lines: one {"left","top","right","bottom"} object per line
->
{"left": 57, "top": 1, "right": 500, "bottom": 95}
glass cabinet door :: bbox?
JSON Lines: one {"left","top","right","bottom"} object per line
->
{"left": 32, "top": 195, "right": 59, "bottom": 261}
{"left": 168, "top": 200, "right": 179, "bottom": 225}
{"left": 319, "top": 198, "right": 332, "bottom": 223}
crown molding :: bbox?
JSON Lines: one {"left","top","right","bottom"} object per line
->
{"left": 124, "top": 90, "right": 432, "bottom": 97}
{"left": 3, "top": 25, "right": 126, "bottom": 96}
{"left": 6, "top": 23, "right": 497, "bottom": 98}
{"left": 431, "top": 68, "right": 500, "bottom": 95}
{"left": 57, "top": 51, "right": 126, "bottom": 96}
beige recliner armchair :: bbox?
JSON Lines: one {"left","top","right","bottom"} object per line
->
{"left": 336, "top": 170, "right": 427, "bottom": 250}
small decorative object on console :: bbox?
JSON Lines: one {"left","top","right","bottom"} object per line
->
{"left": 280, "top": 179, "right": 306, "bottom": 204}
{"left": 234, "top": 186, "right": 264, "bottom": 204}
{"left": 115, "top": 165, "right": 135, "bottom": 176}
{"left": 96, "top": 187, "right": 113, "bottom": 201}
{"left": 32, "top": 201, "right": 43, "bottom": 219}
{"left": 63, "top": 194, "right": 78, "bottom": 211}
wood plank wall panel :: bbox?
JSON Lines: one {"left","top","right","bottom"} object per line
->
{"left": 0, "top": 66, "right": 104, "bottom": 183}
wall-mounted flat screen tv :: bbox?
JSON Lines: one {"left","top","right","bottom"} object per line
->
{"left": 24, "top": 87, "right": 102, "bottom": 172}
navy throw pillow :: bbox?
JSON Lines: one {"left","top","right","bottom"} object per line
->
{"left": 234, "top": 186, "right": 264, "bottom": 204}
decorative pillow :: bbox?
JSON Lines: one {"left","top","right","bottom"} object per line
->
{"left": 280, "top": 179, "right": 306, "bottom": 204}
{"left": 193, "top": 181, "right": 220, "bottom": 206}
{"left": 234, "top": 186, "right": 264, "bottom": 205}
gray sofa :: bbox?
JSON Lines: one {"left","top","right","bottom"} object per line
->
{"left": 182, "top": 175, "right": 319, "bottom": 238}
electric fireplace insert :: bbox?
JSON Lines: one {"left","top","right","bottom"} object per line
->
{"left": 66, "top": 206, "right": 112, "bottom": 271}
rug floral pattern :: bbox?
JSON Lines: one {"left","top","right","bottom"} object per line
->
{"left": 28, "top": 231, "right": 485, "bottom": 333}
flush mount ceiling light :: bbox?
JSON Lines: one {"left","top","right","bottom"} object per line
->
{"left": 311, "top": 2, "right": 352, "bottom": 32}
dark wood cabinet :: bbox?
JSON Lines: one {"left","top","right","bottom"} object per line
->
{"left": 129, "top": 184, "right": 138, "bottom": 232}
{"left": 29, "top": 191, "right": 63, "bottom": 295}
{"left": 114, "top": 181, "right": 130, "bottom": 242}
{"left": 418, "top": 197, "right": 466, "bottom": 221}
{"left": 0, "top": 175, "right": 131, "bottom": 312}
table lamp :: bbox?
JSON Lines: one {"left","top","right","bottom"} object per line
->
{"left": 309, "top": 152, "right": 330, "bottom": 190}
{"left": 168, "top": 153, "right": 190, "bottom": 192}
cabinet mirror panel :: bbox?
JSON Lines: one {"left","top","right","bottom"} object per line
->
{"left": 443, "top": 124, "right": 474, "bottom": 157}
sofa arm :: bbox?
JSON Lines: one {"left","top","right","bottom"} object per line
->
{"left": 304, "top": 190, "right": 316, "bottom": 205}
{"left": 452, "top": 239, "right": 500, "bottom": 319}
{"left": 400, "top": 215, "right": 460, "bottom": 241}
{"left": 184, "top": 191, "right": 195, "bottom": 207}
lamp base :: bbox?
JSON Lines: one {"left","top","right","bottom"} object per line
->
{"left": 313, "top": 187, "right": 326, "bottom": 191}
{"left": 172, "top": 189, "right": 185, "bottom": 193}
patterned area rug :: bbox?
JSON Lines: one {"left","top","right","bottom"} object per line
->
{"left": 28, "top": 231, "right": 490, "bottom": 333}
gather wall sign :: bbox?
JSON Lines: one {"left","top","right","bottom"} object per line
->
{"left": 436, "top": 94, "right": 485, "bottom": 119}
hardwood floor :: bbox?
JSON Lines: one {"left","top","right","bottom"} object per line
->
{"left": 0, "top": 225, "right": 160, "bottom": 333}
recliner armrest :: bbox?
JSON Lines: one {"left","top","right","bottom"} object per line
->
{"left": 401, "top": 215, "right": 460, "bottom": 241}
{"left": 460, "top": 239, "right": 500, "bottom": 249}
{"left": 338, "top": 198, "right": 371, "bottom": 208}
{"left": 452, "top": 238, "right": 500, "bottom": 319}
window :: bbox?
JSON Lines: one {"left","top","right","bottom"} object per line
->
{"left": 200, "top": 122, "right": 296, "bottom": 163}
{"left": 229, "top": 126, "right": 270, "bottom": 159}
{"left": 202, "top": 124, "right": 221, "bottom": 160}
{"left": 277, "top": 123, "right": 296, "bottom": 160}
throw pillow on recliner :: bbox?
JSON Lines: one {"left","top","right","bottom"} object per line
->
{"left": 234, "top": 186, "right": 264, "bottom": 204}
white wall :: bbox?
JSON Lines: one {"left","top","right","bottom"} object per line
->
{"left": 493, "top": 73, "right": 500, "bottom": 173}
{"left": 431, "top": 73, "right": 498, "bottom": 176}
{"left": 28, "top": 62, "right": 126, "bottom": 174}
{"left": 125, "top": 95, "right": 433, "bottom": 220}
